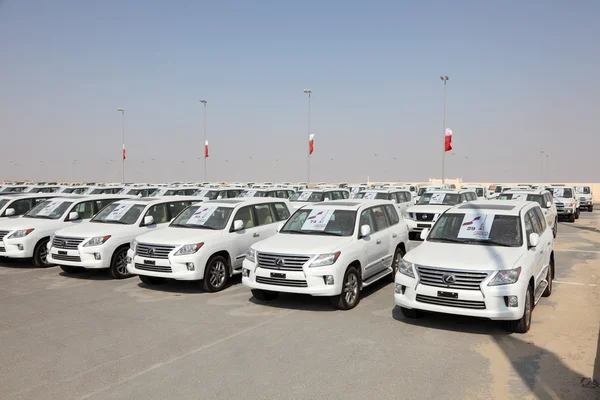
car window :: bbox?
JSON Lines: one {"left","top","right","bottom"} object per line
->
{"left": 145, "top": 203, "right": 169, "bottom": 224}
{"left": 10, "top": 199, "right": 32, "bottom": 216}
{"left": 341, "top": 191, "right": 349, "bottom": 199}
{"left": 384, "top": 205, "right": 399, "bottom": 225}
{"left": 323, "top": 192, "right": 332, "bottom": 201}
{"left": 524, "top": 213, "right": 535, "bottom": 246}
{"left": 359, "top": 209, "right": 376, "bottom": 233}
{"left": 254, "top": 204, "right": 275, "bottom": 226}
{"left": 95, "top": 199, "right": 118, "bottom": 213}
{"left": 270, "top": 203, "right": 290, "bottom": 221}
{"left": 73, "top": 201, "right": 96, "bottom": 219}
{"left": 532, "top": 207, "right": 547, "bottom": 232}
{"left": 371, "top": 206, "right": 389, "bottom": 231}
{"left": 233, "top": 206, "right": 255, "bottom": 229}
{"left": 331, "top": 191, "right": 342, "bottom": 200}
{"left": 167, "top": 201, "right": 193, "bottom": 219}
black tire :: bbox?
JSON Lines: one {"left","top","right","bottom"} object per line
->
{"left": 589, "top": 205, "right": 593, "bottom": 212}
{"left": 108, "top": 247, "right": 131, "bottom": 279}
{"left": 330, "top": 266, "right": 361, "bottom": 310}
{"left": 575, "top": 208, "right": 580, "bottom": 219}
{"left": 251, "top": 289, "right": 279, "bottom": 301}
{"left": 400, "top": 306, "right": 420, "bottom": 319}
{"left": 508, "top": 285, "right": 533, "bottom": 333}
{"left": 542, "top": 258, "right": 553, "bottom": 297}
{"left": 552, "top": 219, "right": 557, "bottom": 238}
{"left": 388, "top": 246, "right": 406, "bottom": 282}
{"left": 202, "top": 255, "right": 229, "bottom": 292}
{"left": 139, "top": 275, "right": 167, "bottom": 285}
{"left": 60, "top": 265, "right": 85, "bottom": 274}
{"left": 568, "top": 213, "right": 575, "bottom": 223}
{"left": 33, "top": 238, "right": 52, "bottom": 268}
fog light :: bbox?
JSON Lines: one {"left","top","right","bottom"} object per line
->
{"left": 17, "top": 244, "right": 24, "bottom": 251}
{"left": 242, "top": 268, "right": 249, "bottom": 277}
{"left": 506, "top": 295, "right": 518, "bottom": 307}
{"left": 94, "top": 253, "right": 101, "bottom": 260}
{"left": 324, "top": 275, "right": 335, "bottom": 285}
{"left": 186, "top": 262, "right": 195, "bottom": 271}
{"left": 395, "top": 283, "right": 403, "bottom": 294}
{"left": 126, "top": 256, "right": 132, "bottom": 263}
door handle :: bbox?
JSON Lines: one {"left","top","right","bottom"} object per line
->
{"left": 376, "top": 239, "right": 382, "bottom": 244}
{"left": 253, "top": 233, "right": 260, "bottom": 238}
{"left": 392, "top": 234, "right": 398, "bottom": 238}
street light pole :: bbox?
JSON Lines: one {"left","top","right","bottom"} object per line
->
{"left": 545, "top": 154, "right": 550, "bottom": 182}
{"left": 117, "top": 108, "right": 125, "bottom": 183}
{"left": 199, "top": 100, "right": 207, "bottom": 182}
{"left": 440, "top": 76, "right": 449, "bottom": 184}
{"left": 304, "top": 89, "right": 312, "bottom": 185}
{"left": 540, "top": 150, "right": 545, "bottom": 182}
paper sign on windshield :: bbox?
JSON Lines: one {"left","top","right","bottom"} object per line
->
{"left": 186, "top": 205, "right": 218, "bottom": 225}
{"left": 244, "top": 190, "right": 257, "bottom": 197}
{"left": 301, "top": 209, "right": 335, "bottom": 231}
{"left": 511, "top": 194, "right": 528, "bottom": 201}
{"left": 155, "top": 189, "right": 167, "bottom": 197}
{"left": 298, "top": 191, "right": 312, "bottom": 201}
{"left": 553, "top": 188, "right": 564, "bottom": 198}
{"left": 106, "top": 203, "right": 136, "bottom": 221}
{"left": 363, "top": 192, "right": 377, "bottom": 200}
{"left": 575, "top": 187, "right": 584, "bottom": 194}
{"left": 458, "top": 213, "right": 495, "bottom": 240}
{"left": 351, "top": 187, "right": 360, "bottom": 194}
{"left": 429, "top": 193, "right": 446, "bottom": 204}
{"left": 37, "top": 200, "right": 65, "bottom": 217}
{"left": 196, "top": 190, "right": 209, "bottom": 198}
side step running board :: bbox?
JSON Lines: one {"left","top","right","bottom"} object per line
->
{"left": 363, "top": 267, "right": 392, "bottom": 286}
{"left": 534, "top": 280, "right": 548, "bottom": 305}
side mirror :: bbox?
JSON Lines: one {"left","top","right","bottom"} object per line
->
{"left": 360, "top": 225, "right": 371, "bottom": 238}
{"left": 324, "top": 198, "right": 330, "bottom": 202}
{"left": 68, "top": 211, "right": 79, "bottom": 221}
{"left": 420, "top": 228, "right": 430, "bottom": 240}
{"left": 143, "top": 215, "right": 154, "bottom": 226}
{"left": 546, "top": 201, "right": 552, "bottom": 208}
{"left": 5, "top": 208, "right": 15, "bottom": 216}
{"left": 276, "top": 223, "right": 284, "bottom": 233}
{"left": 529, "top": 233, "right": 540, "bottom": 248}
{"left": 233, "top": 220, "right": 244, "bottom": 232}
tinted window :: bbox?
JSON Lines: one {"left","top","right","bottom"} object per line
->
{"left": 331, "top": 191, "right": 343, "bottom": 200}
{"left": 524, "top": 213, "right": 535, "bottom": 246}
{"left": 73, "top": 201, "right": 95, "bottom": 219}
{"left": 359, "top": 209, "right": 376, "bottom": 233}
{"left": 145, "top": 204, "right": 169, "bottom": 224}
{"left": 271, "top": 203, "right": 290, "bottom": 221}
{"left": 384, "top": 205, "right": 399, "bottom": 225}
{"left": 10, "top": 199, "right": 32, "bottom": 216}
{"left": 532, "top": 207, "right": 547, "bottom": 232}
{"left": 95, "top": 199, "right": 118, "bottom": 213}
{"left": 254, "top": 204, "right": 275, "bottom": 226}
{"left": 528, "top": 210, "right": 542, "bottom": 235}
{"left": 371, "top": 206, "right": 389, "bottom": 231}
{"left": 233, "top": 206, "right": 255, "bottom": 229}
{"left": 167, "top": 201, "right": 193, "bottom": 219}
{"left": 341, "top": 191, "right": 349, "bottom": 199}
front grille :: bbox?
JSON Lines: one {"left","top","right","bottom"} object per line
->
{"left": 136, "top": 243, "right": 175, "bottom": 259}
{"left": 416, "top": 266, "right": 489, "bottom": 291}
{"left": 135, "top": 263, "right": 172, "bottom": 273}
{"left": 416, "top": 294, "right": 486, "bottom": 309}
{"left": 580, "top": 197, "right": 586, "bottom": 201}
{"left": 52, "top": 254, "right": 82, "bottom": 262}
{"left": 0, "top": 230, "right": 9, "bottom": 241}
{"left": 53, "top": 236, "right": 85, "bottom": 250}
{"left": 555, "top": 203, "right": 564, "bottom": 207}
{"left": 415, "top": 213, "right": 436, "bottom": 222}
{"left": 257, "top": 253, "right": 311, "bottom": 271}
{"left": 0, "top": 247, "right": 5, "bottom": 252}
{"left": 256, "top": 276, "right": 308, "bottom": 287}
{"left": 417, "top": 223, "right": 432, "bottom": 228}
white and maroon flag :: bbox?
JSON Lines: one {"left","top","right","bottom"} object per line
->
{"left": 444, "top": 128, "right": 453, "bottom": 152}
{"left": 309, "top": 134, "right": 315, "bottom": 155}
{"left": 122, "top": 144, "right": 126, "bottom": 160}
{"left": 204, "top": 140, "right": 209, "bottom": 158}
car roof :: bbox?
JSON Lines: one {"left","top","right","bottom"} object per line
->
{"left": 298, "top": 199, "right": 395, "bottom": 211}
{"left": 112, "top": 196, "right": 208, "bottom": 205}
{"left": 503, "top": 189, "right": 547, "bottom": 195}
{"left": 300, "top": 188, "right": 348, "bottom": 193}
{"left": 202, "top": 197, "right": 288, "bottom": 207}
{"left": 360, "top": 189, "right": 410, "bottom": 193}
{"left": 447, "top": 200, "right": 534, "bottom": 216}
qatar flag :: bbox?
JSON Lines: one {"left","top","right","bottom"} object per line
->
{"left": 122, "top": 144, "right": 126, "bottom": 160}
{"left": 204, "top": 140, "right": 209, "bottom": 158}
{"left": 309, "top": 134, "right": 314, "bottom": 155}
{"left": 444, "top": 128, "right": 453, "bottom": 152}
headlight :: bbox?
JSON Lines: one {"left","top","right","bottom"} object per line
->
{"left": 8, "top": 229, "right": 34, "bottom": 239}
{"left": 488, "top": 267, "right": 521, "bottom": 286}
{"left": 174, "top": 243, "right": 204, "bottom": 256}
{"left": 83, "top": 235, "right": 111, "bottom": 247}
{"left": 398, "top": 259, "right": 415, "bottom": 278}
{"left": 130, "top": 239, "right": 138, "bottom": 252}
{"left": 403, "top": 212, "right": 413, "bottom": 220}
{"left": 245, "top": 248, "right": 256, "bottom": 263}
{"left": 309, "top": 252, "right": 341, "bottom": 268}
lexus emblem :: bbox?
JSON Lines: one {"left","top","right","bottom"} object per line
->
{"left": 422, "top": 214, "right": 428, "bottom": 220}
{"left": 275, "top": 258, "right": 285, "bottom": 269}
{"left": 148, "top": 247, "right": 155, "bottom": 255}
{"left": 441, "top": 274, "right": 456, "bottom": 285}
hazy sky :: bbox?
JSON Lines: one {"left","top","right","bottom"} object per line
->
{"left": 1, "top": 0, "right": 599, "bottom": 184}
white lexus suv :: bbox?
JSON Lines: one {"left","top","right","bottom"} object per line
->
{"left": 289, "top": 189, "right": 350, "bottom": 209}
{"left": 127, "top": 198, "right": 293, "bottom": 292}
{"left": 499, "top": 189, "right": 558, "bottom": 237}
{"left": 48, "top": 196, "right": 204, "bottom": 278}
{"left": 353, "top": 189, "right": 413, "bottom": 217}
{"left": 394, "top": 200, "right": 554, "bottom": 333}
{"left": 242, "top": 200, "right": 409, "bottom": 310}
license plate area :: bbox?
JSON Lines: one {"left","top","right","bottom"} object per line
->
{"left": 270, "top": 272, "right": 286, "bottom": 279}
{"left": 58, "top": 250, "right": 67, "bottom": 255}
{"left": 144, "top": 259, "right": 156, "bottom": 266}
{"left": 437, "top": 291, "right": 458, "bottom": 299}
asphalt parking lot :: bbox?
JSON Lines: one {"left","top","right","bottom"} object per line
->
{"left": 1, "top": 213, "right": 599, "bottom": 400}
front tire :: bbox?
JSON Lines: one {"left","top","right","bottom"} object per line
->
{"left": 139, "top": 275, "right": 167, "bottom": 285}
{"left": 202, "top": 255, "right": 229, "bottom": 292}
{"left": 330, "top": 266, "right": 360, "bottom": 310}
{"left": 568, "top": 213, "right": 575, "bottom": 223}
{"left": 388, "top": 246, "right": 406, "bottom": 282}
{"left": 33, "top": 238, "right": 52, "bottom": 268}
{"left": 542, "top": 258, "right": 553, "bottom": 297}
{"left": 508, "top": 285, "right": 532, "bottom": 333}
{"left": 109, "top": 247, "right": 131, "bottom": 279}
{"left": 251, "top": 289, "right": 279, "bottom": 301}
{"left": 575, "top": 208, "right": 580, "bottom": 219}
{"left": 552, "top": 219, "right": 557, "bottom": 238}
{"left": 60, "top": 265, "right": 85, "bottom": 274}
{"left": 400, "top": 306, "right": 420, "bottom": 318}
{"left": 589, "top": 205, "right": 594, "bottom": 212}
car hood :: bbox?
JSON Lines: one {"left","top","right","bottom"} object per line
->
{"left": 252, "top": 233, "right": 353, "bottom": 255}
{"left": 55, "top": 222, "right": 139, "bottom": 238}
{"left": 405, "top": 241, "right": 525, "bottom": 271}
{"left": 554, "top": 197, "right": 575, "bottom": 203}
{"left": 0, "top": 218, "right": 63, "bottom": 232}
{"left": 407, "top": 205, "right": 453, "bottom": 214}
{"left": 135, "top": 226, "right": 223, "bottom": 245}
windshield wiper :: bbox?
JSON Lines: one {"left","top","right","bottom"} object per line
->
{"left": 312, "top": 231, "right": 344, "bottom": 236}
{"left": 105, "top": 220, "right": 130, "bottom": 225}
{"left": 429, "top": 237, "right": 465, "bottom": 244}
{"left": 171, "top": 224, "right": 217, "bottom": 230}
{"left": 469, "top": 240, "right": 515, "bottom": 247}
{"left": 25, "top": 215, "right": 56, "bottom": 220}
{"left": 281, "top": 229, "right": 311, "bottom": 235}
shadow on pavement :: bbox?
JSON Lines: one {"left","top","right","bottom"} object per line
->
{"left": 557, "top": 223, "right": 600, "bottom": 234}
{"left": 493, "top": 334, "right": 599, "bottom": 398}
{"left": 0, "top": 257, "right": 38, "bottom": 269}
{"left": 58, "top": 269, "right": 114, "bottom": 280}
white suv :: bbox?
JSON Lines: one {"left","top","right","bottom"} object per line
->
{"left": 0, "top": 194, "right": 62, "bottom": 219}
{"left": 499, "top": 189, "right": 558, "bottom": 237}
{"left": 461, "top": 184, "right": 488, "bottom": 199}
{"left": 127, "top": 198, "right": 293, "bottom": 292}
{"left": 549, "top": 186, "right": 580, "bottom": 222}
{"left": 353, "top": 189, "right": 413, "bottom": 217}
{"left": 0, "top": 195, "right": 128, "bottom": 267}
{"left": 243, "top": 200, "right": 409, "bottom": 310}
{"left": 395, "top": 200, "right": 554, "bottom": 333}
{"left": 48, "top": 197, "right": 204, "bottom": 278}
{"left": 289, "top": 189, "right": 350, "bottom": 209}
{"left": 404, "top": 190, "right": 477, "bottom": 240}
{"left": 414, "top": 185, "right": 445, "bottom": 204}
{"left": 576, "top": 186, "right": 593, "bottom": 212}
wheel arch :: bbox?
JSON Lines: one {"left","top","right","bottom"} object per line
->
{"left": 110, "top": 243, "right": 131, "bottom": 263}
{"left": 208, "top": 250, "right": 233, "bottom": 275}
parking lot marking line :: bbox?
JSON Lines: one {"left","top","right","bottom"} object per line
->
{"left": 555, "top": 249, "right": 600, "bottom": 254}
{"left": 554, "top": 280, "right": 600, "bottom": 287}
{"left": 78, "top": 310, "right": 296, "bottom": 400}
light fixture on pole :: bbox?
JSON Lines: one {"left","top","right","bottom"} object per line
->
{"left": 199, "top": 100, "right": 208, "bottom": 182}
{"left": 303, "top": 89, "right": 312, "bottom": 185}
{"left": 440, "top": 76, "right": 449, "bottom": 184}
{"left": 116, "top": 108, "right": 125, "bottom": 183}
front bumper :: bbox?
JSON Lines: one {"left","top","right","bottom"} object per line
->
{"left": 0, "top": 238, "right": 35, "bottom": 258}
{"left": 556, "top": 207, "right": 575, "bottom": 215}
{"left": 241, "top": 258, "right": 342, "bottom": 296}
{"left": 579, "top": 200, "right": 593, "bottom": 207}
{"left": 404, "top": 219, "right": 433, "bottom": 233}
{"left": 47, "top": 246, "right": 111, "bottom": 269}
{"left": 126, "top": 250, "right": 205, "bottom": 280}
{"left": 394, "top": 273, "right": 526, "bottom": 320}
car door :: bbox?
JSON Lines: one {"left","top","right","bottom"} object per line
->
{"left": 541, "top": 193, "right": 554, "bottom": 228}
{"left": 230, "top": 205, "right": 259, "bottom": 269}
{"left": 525, "top": 210, "right": 545, "bottom": 285}
{"left": 360, "top": 206, "right": 390, "bottom": 279}
{"left": 532, "top": 206, "right": 553, "bottom": 275}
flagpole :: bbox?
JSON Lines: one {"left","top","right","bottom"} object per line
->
{"left": 199, "top": 100, "right": 207, "bottom": 182}
{"left": 303, "top": 89, "right": 312, "bottom": 185}
{"left": 117, "top": 108, "right": 125, "bottom": 183}
{"left": 440, "top": 76, "right": 449, "bottom": 184}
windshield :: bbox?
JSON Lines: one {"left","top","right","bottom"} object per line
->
{"left": 429, "top": 213, "right": 523, "bottom": 247}
{"left": 239, "top": 190, "right": 267, "bottom": 197}
{"left": 24, "top": 199, "right": 73, "bottom": 219}
{"left": 494, "top": 186, "right": 503, "bottom": 193}
{"left": 417, "top": 188, "right": 428, "bottom": 196}
{"left": 289, "top": 191, "right": 324, "bottom": 202}
{"left": 192, "top": 190, "right": 220, "bottom": 199}
{"left": 498, "top": 193, "right": 544, "bottom": 206}
{"left": 3, "top": 186, "right": 27, "bottom": 193}
{"left": 475, "top": 188, "right": 484, "bottom": 197}
{"left": 0, "top": 199, "right": 10, "bottom": 210}
{"left": 281, "top": 209, "right": 356, "bottom": 236}
{"left": 170, "top": 205, "right": 232, "bottom": 230}
{"left": 354, "top": 192, "right": 391, "bottom": 200}
{"left": 552, "top": 188, "right": 573, "bottom": 198}
{"left": 417, "top": 192, "right": 460, "bottom": 205}
{"left": 91, "top": 203, "right": 145, "bottom": 224}
{"left": 72, "top": 188, "right": 88, "bottom": 194}
{"left": 576, "top": 186, "right": 591, "bottom": 194}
